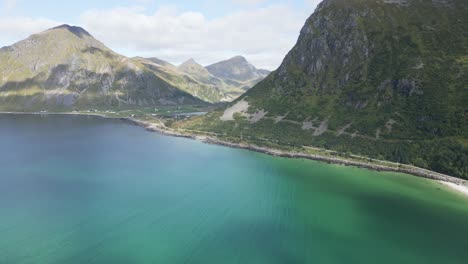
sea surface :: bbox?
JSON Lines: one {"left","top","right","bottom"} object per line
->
{"left": 0, "top": 114, "right": 467, "bottom": 264}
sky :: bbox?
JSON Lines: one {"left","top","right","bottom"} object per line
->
{"left": 0, "top": 0, "right": 322, "bottom": 70}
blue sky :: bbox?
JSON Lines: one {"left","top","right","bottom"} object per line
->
{"left": 0, "top": 0, "right": 321, "bottom": 69}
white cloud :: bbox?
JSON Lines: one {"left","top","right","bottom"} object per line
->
{"left": 0, "top": 16, "right": 61, "bottom": 46}
{"left": 80, "top": 5, "right": 310, "bottom": 69}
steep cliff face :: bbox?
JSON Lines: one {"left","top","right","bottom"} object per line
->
{"left": 177, "top": 0, "right": 468, "bottom": 178}
{"left": 245, "top": 0, "right": 467, "bottom": 140}
{"left": 0, "top": 25, "right": 204, "bottom": 110}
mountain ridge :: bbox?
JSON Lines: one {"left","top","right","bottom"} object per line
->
{"left": 206, "top": 55, "right": 269, "bottom": 84}
{"left": 0, "top": 24, "right": 269, "bottom": 108}
{"left": 0, "top": 24, "right": 206, "bottom": 110}
{"left": 49, "top": 24, "right": 93, "bottom": 38}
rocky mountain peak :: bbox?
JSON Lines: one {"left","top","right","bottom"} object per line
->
{"left": 177, "top": 58, "right": 215, "bottom": 83}
{"left": 206, "top": 56, "right": 269, "bottom": 82}
{"left": 181, "top": 58, "right": 201, "bottom": 66}
{"left": 48, "top": 24, "right": 92, "bottom": 38}
{"left": 229, "top": 55, "right": 248, "bottom": 63}
{"left": 179, "top": 58, "right": 206, "bottom": 72}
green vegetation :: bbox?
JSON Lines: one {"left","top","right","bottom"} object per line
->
{"left": 173, "top": 110, "right": 468, "bottom": 179}
{"left": 174, "top": 0, "right": 468, "bottom": 179}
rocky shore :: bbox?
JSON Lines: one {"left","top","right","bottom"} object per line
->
{"left": 202, "top": 138, "right": 467, "bottom": 185}
{"left": 126, "top": 117, "right": 468, "bottom": 188}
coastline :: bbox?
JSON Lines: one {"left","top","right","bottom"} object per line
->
{"left": 439, "top": 181, "right": 468, "bottom": 197}
{"left": 120, "top": 115, "right": 468, "bottom": 194}
{"left": 2, "top": 111, "right": 468, "bottom": 196}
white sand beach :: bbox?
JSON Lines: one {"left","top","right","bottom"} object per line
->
{"left": 439, "top": 181, "right": 468, "bottom": 197}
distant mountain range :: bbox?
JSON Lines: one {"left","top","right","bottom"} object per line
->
{"left": 206, "top": 56, "right": 271, "bottom": 91}
{"left": 0, "top": 25, "right": 269, "bottom": 111}
{"left": 175, "top": 0, "right": 468, "bottom": 178}
{"left": 134, "top": 55, "right": 269, "bottom": 103}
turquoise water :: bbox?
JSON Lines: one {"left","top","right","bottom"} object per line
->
{"left": 0, "top": 114, "right": 467, "bottom": 264}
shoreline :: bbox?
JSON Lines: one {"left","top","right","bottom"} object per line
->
{"left": 438, "top": 181, "right": 468, "bottom": 197}
{"left": 2, "top": 111, "right": 468, "bottom": 196}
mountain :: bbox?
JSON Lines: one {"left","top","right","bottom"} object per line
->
{"left": 131, "top": 56, "right": 269, "bottom": 103}
{"left": 0, "top": 26, "right": 269, "bottom": 109}
{"left": 175, "top": 0, "right": 468, "bottom": 178}
{"left": 206, "top": 56, "right": 270, "bottom": 90}
{"left": 0, "top": 25, "right": 208, "bottom": 111}
{"left": 178, "top": 56, "right": 269, "bottom": 101}
{"left": 178, "top": 59, "right": 222, "bottom": 85}
{"left": 132, "top": 56, "right": 231, "bottom": 103}
{"left": 144, "top": 57, "right": 174, "bottom": 67}
{"left": 206, "top": 55, "right": 268, "bottom": 82}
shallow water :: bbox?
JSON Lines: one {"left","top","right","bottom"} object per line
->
{"left": 0, "top": 114, "right": 467, "bottom": 264}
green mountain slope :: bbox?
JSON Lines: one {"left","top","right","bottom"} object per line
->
{"left": 175, "top": 0, "right": 468, "bottom": 178}
{"left": 0, "top": 25, "right": 207, "bottom": 110}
